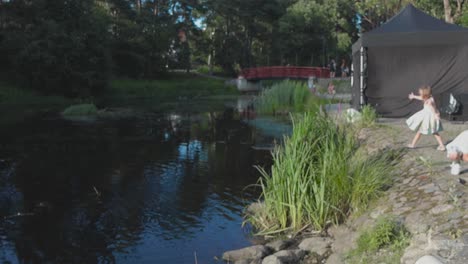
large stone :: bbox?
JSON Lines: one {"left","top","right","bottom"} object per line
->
{"left": 266, "top": 240, "right": 293, "bottom": 252}
{"left": 223, "top": 245, "right": 272, "bottom": 262}
{"left": 415, "top": 255, "right": 443, "bottom": 264}
{"left": 325, "top": 253, "right": 343, "bottom": 264}
{"left": 405, "top": 211, "right": 429, "bottom": 234}
{"left": 298, "top": 237, "right": 332, "bottom": 256}
{"left": 261, "top": 249, "right": 306, "bottom": 264}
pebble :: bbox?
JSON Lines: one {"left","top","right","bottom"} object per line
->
{"left": 415, "top": 255, "right": 443, "bottom": 264}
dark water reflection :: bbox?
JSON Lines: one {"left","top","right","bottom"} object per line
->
{"left": 0, "top": 109, "right": 274, "bottom": 263}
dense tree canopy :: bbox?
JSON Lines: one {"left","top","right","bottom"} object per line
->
{"left": 1, "top": 0, "right": 467, "bottom": 97}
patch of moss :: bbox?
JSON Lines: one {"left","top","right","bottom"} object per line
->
{"left": 62, "top": 104, "right": 98, "bottom": 116}
{"left": 347, "top": 216, "right": 411, "bottom": 264}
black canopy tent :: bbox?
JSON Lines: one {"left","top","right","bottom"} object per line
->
{"left": 351, "top": 4, "right": 468, "bottom": 119}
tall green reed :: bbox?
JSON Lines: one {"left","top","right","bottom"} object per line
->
{"left": 255, "top": 80, "right": 312, "bottom": 114}
{"left": 250, "top": 113, "right": 397, "bottom": 235}
{"left": 359, "top": 104, "right": 378, "bottom": 127}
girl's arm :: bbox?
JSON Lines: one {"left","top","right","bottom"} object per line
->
{"left": 409, "top": 92, "right": 423, "bottom": 100}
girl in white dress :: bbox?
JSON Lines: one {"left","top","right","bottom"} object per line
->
{"left": 406, "top": 86, "right": 445, "bottom": 150}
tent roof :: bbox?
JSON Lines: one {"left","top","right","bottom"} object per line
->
{"left": 368, "top": 4, "right": 467, "bottom": 34}
{"left": 353, "top": 4, "right": 468, "bottom": 52}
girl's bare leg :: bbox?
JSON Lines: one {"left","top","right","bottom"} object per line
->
{"left": 433, "top": 133, "right": 445, "bottom": 149}
{"left": 409, "top": 132, "right": 421, "bottom": 147}
{"left": 462, "top": 154, "right": 468, "bottom": 162}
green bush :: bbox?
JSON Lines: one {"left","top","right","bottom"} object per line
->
{"left": 196, "top": 65, "right": 224, "bottom": 75}
{"left": 360, "top": 104, "right": 378, "bottom": 127}
{"left": 348, "top": 216, "right": 411, "bottom": 263}
{"left": 13, "top": 2, "right": 111, "bottom": 98}
{"left": 62, "top": 103, "right": 98, "bottom": 116}
{"left": 255, "top": 80, "right": 316, "bottom": 114}
{"left": 249, "top": 113, "right": 399, "bottom": 235}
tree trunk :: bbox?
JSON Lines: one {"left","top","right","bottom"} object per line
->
{"left": 443, "top": 0, "right": 454, "bottom": 23}
{"left": 135, "top": 0, "right": 141, "bottom": 14}
{"left": 154, "top": 0, "right": 158, "bottom": 15}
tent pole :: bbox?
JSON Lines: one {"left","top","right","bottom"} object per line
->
{"left": 359, "top": 46, "right": 365, "bottom": 108}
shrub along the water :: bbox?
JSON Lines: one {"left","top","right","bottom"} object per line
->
{"left": 255, "top": 80, "right": 332, "bottom": 115}
{"left": 250, "top": 113, "right": 399, "bottom": 235}
{"left": 255, "top": 80, "right": 307, "bottom": 114}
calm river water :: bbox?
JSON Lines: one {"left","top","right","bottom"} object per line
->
{"left": 0, "top": 101, "right": 284, "bottom": 263}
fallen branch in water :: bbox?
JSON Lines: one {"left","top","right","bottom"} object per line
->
{"left": 3, "top": 212, "right": 35, "bottom": 220}
{"left": 93, "top": 186, "right": 101, "bottom": 198}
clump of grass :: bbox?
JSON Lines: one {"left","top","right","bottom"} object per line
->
{"left": 255, "top": 80, "right": 328, "bottom": 114}
{"left": 62, "top": 103, "right": 98, "bottom": 116}
{"left": 359, "top": 104, "right": 378, "bottom": 127}
{"left": 248, "top": 113, "right": 398, "bottom": 235}
{"left": 348, "top": 216, "right": 411, "bottom": 264}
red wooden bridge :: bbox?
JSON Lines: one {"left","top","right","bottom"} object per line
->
{"left": 239, "top": 66, "right": 330, "bottom": 80}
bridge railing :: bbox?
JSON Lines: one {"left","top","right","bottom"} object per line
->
{"left": 239, "top": 66, "right": 330, "bottom": 80}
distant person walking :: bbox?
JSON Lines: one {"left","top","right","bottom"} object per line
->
{"left": 328, "top": 59, "right": 336, "bottom": 78}
{"left": 341, "top": 59, "right": 349, "bottom": 77}
{"left": 406, "top": 85, "right": 445, "bottom": 151}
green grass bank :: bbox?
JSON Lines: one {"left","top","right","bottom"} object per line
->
{"left": 106, "top": 73, "right": 238, "bottom": 109}
{"left": 0, "top": 73, "right": 238, "bottom": 123}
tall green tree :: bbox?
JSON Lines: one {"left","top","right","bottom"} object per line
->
{"left": 1, "top": 0, "right": 111, "bottom": 97}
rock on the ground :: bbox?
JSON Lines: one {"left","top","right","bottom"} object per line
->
{"left": 415, "top": 255, "right": 443, "bottom": 264}
{"left": 405, "top": 211, "right": 429, "bottom": 234}
{"left": 223, "top": 245, "right": 271, "bottom": 262}
{"left": 235, "top": 259, "right": 262, "bottom": 264}
{"left": 298, "top": 237, "right": 332, "bottom": 256}
{"left": 430, "top": 204, "right": 454, "bottom": 215}
{"left": 266, "top": 239, "right": 293, "bottom": 252}
{"left": 261, "top": 249, "right": 306, "bottom": 264}
{"left": 325, "top": 253, "right": 343, "bottom": 264}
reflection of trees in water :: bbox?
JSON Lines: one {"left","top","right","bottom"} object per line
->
{"left": 0, "top": 110, "right": 269, "bottom": 262}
